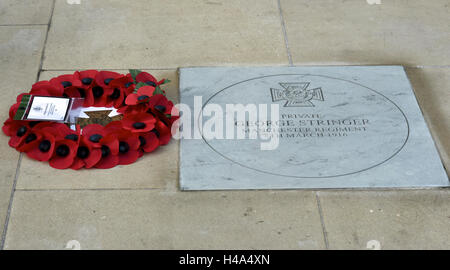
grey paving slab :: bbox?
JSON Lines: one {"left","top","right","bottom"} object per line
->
{"left": 0, "top": 0, "right": 54, "bottom": 25}
{"left": 281, "top": 0, "right": 450, "bottom": 66}
{"left": 318, "top": 190, "right": 450, "bottom": 250}
{"left": 179, "top": 66, "right": 449, "bottom": 190}
{"left": 42, "top": 0, "right": 286, "bottom": 69}
{"left": 4, "top": 190, "right": 324, "bottom": 249}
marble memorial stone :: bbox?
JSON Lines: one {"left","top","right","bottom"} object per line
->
{"left": 179, "top": 66, "right": 449, "bottom": 190}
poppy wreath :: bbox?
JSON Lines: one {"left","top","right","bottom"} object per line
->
{"left": 2, "top": 69, "right": 178, "bottom": 169}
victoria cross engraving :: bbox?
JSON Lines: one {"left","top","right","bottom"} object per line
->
{"left": 270, "top": 82, "right": 324, "bottom": 107}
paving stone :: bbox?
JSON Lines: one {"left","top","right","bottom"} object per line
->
{"left": 4, "top": 190, "right": 324, "bottom": 249}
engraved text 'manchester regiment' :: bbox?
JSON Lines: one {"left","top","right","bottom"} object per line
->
{"left": 271, "top": 82, "right": 324, "bottom": 107}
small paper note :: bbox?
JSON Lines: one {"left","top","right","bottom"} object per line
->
{"left": 26, "top": 96, "right": 70, "bottom": 121}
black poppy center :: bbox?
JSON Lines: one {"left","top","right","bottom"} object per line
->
{"left": 81, "top": 77, "right": 93, "bottom": 85}
{"left": 104, "top": 78, "right": 113, "bottom": 85}
{"left": 16, "top": 126, "right": 27, "bottom": 137}
{"left": 56, "top": 145, "right": 70, "bottom": 157}
{"left": 65, "top": 134, "right": 78, "bottom": 141}
{"left": 132, "top": 122, "right": 146, "bottom": 129}
{"left": 77, "top": 146, "right": 90, "bottom": 159}
{"left": 89, "top": 134, "right": 102, "bottom": 143}
{"left": 119, "top": 141, "right": 130, "bottom": 153}
{"left": 61, "top": 81, "right": 72, "bottom": 88}
{"left": 38, "top": 140, "right": 51, "bottom": 152}
{"left": 145, "top": 81, "right": 156, "bottom": 87}
{"left": 139, "top": 136, "right": 146, "bottom": 147}
{"left": 110, "top": 88, "right": 121, "bottom": 99}
{"left": 137, "top": 95, "right": 149, "bottom": 101}
{"left": 154, "top": 105, "right": 166, "bottom": 112}
{"left": 25, "top": 133, "right": 37, "bottom": 143}
{"left": 92, "top": 86, "right": 104, "bottom": 98}
{"left": 101, "top": 145, "right": 110, "bottom": 157}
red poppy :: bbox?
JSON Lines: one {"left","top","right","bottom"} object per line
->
{"left": 110, "top": 75, "right": 134, "bottom": 94}
{"left": 49, "top": 139, "right": 78, "bottom": 169}
{"left": 105, "top": 76, "right": 134, "bottom": 108}
{"left": 135, "top": 71, "right": 165, "bottom": 87}
{"left": 67, "top": 125, "right": 101, "bottom": 169}
{"left": 76, "top": 70, "right": 98, "bottom": 89}
{"left": 104, "top": 120, "right": 123, "bottom": 133}
{"left": 49, "top": 74, "right": 82, "bottom": 93}
{"left": 116, "top": 103, "right": 148, "bottom": 115}
{"left": 81, "top": 124, "right": 108, "bottom": 148}
{"left": 30, "top": 81, "right": 63, "bottom": 96}
{"left": 103, "top": 121, "right": 141, "bottom": 165}
{"left": 71, "top": 136, "right": 102, "bottom": 169}
{"left": 7, "top": 121, "right": 31, "bottom": 148}
{"left": 116, "top": 130, "right": 141, "bottom": 165}
{"left": 2, "top": 118, "right": 15, "bottom": 136}
{"left": 52, "top": 123, "right": 81, "bottom": 142}
{"left": 123, "top": 74, "right": 135, "bottom": 93}
{"left": 94, "top": 134, "right": 119, "bottom": 169}
{"left": 85, "top": 81, "right": 116, "bottom": 107}
{"left": 21, "top": 129, "right": 55, "bottom": 161}
{"left": 74, "top": 70, "right": 99, "bottom": 99}
{"left": 154, "top": 120, "right": 172, "bottom": 145}
{"left": 138, "top": 131, "right": 159, "bottom": 153}
{"left": 147, "top": 94, "right": 174, "bottom": 115}
{"left": 150, "top": 108, "right": 178, "bottom": 132}
{"left": 122, "top": 113, "right": 156, "bottom": 133}
{"left": 83, "top": 71, "right": 121, "bottom": 107}
{"left": 95, "top": 71, "right": 122, "bottom": 89}
{"left": 125, "top": 86, "right": 155, "bottom": 106}
{"left": 7, "top": 121, "right": 54, "bottom": 149}
{"left": 63, "top": 86, "right": 82, "bottom": 98}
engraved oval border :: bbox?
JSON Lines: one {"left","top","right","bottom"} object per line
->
{"left": 199, "top": 74, "right": 410, "bottom": 178}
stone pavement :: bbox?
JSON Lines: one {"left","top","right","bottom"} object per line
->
{"left": 0, "top": 0, "right": 449, "bottom": 249}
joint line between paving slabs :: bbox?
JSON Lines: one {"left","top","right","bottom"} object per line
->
{"left": 0, "top": 154, "right": 23, "bottom": 250}
{"left": 276, "top": 0, "right": 293, "bottom": 66}
{"left": 315, "top": 192, "right": 330, "bottom": 250}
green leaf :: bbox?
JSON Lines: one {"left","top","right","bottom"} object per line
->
{"left": 129, "top": 69, "right": 142, "bottom": 82}
{"left": 153, "top": 86, "right": 165, "bottom": 96}
{"left": 161, "top": 79, "right": 171, "bottom": 85}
